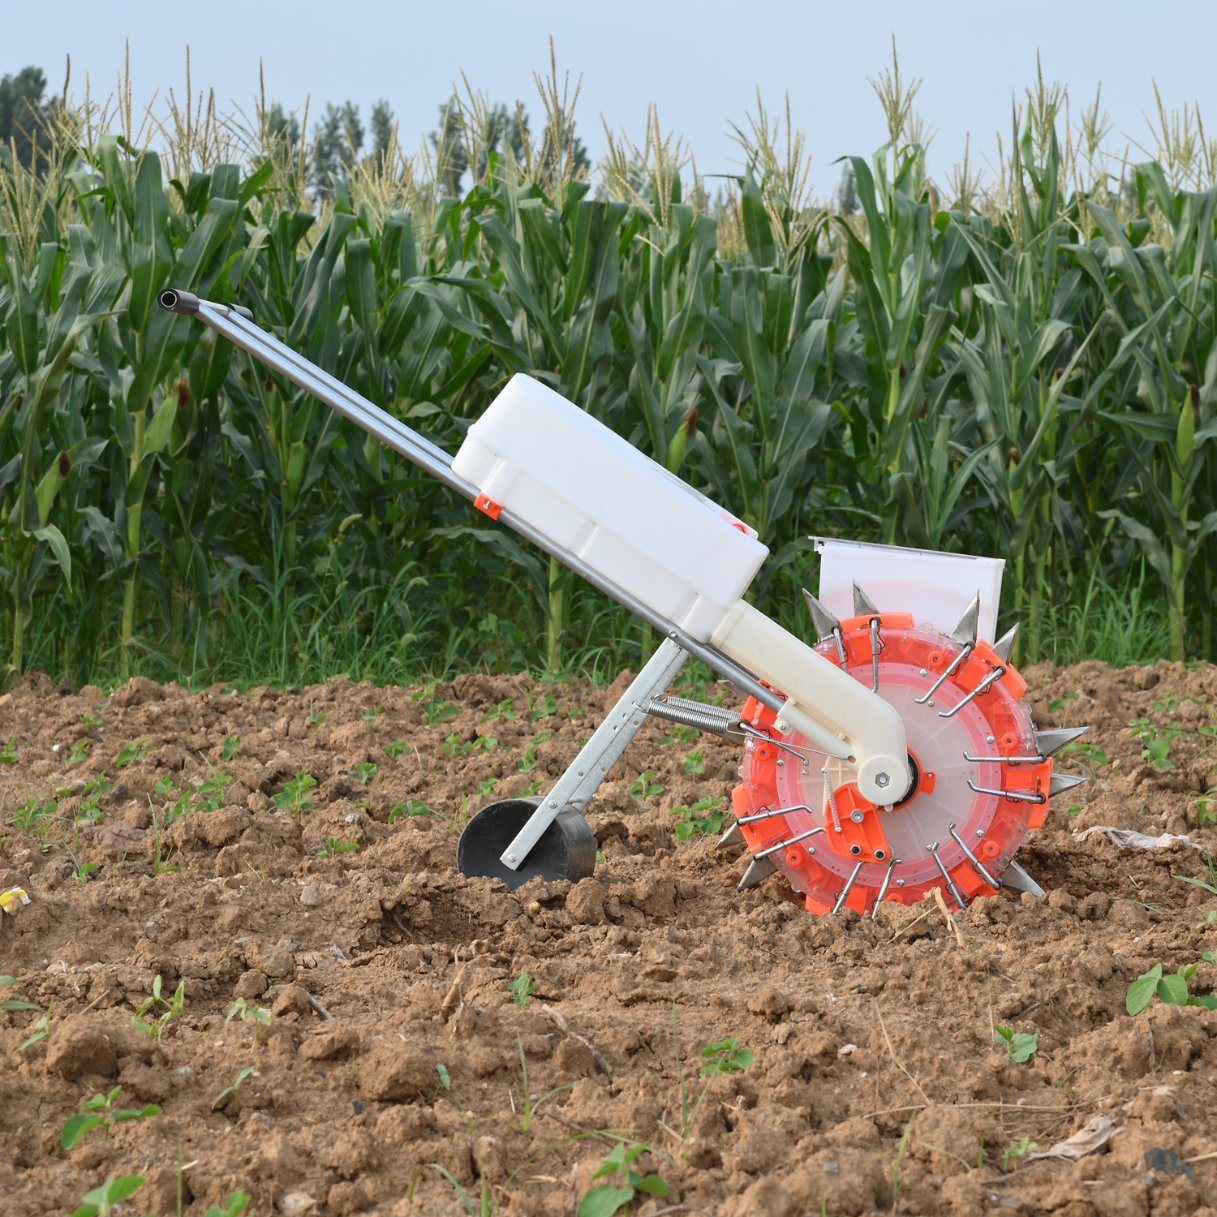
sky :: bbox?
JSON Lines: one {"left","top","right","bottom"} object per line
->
{"left": 6, "top": 0, "right": 1217, "bottom": 197}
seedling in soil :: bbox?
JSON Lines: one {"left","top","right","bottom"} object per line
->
{"left": 361, "top": 705, "right": 383, "bottom": 722}
{"left": 578, "top": 1142, "right": 669, "bottom": 1217}
{"left": 507, "top": 971, "right": 534, "bottom": 1009}
{"left": 436, "top": 1063, "right": 452, "bottom": 1091}
{"left": 317, "top": 837, "right": 359, "bottom": 857}
{"left": 670, "top": 796, "right": 728, "bottom": 840}
{"left": 70, "top": 1174, "right": 145, "bottom": 1217}
{"left": 890, "top": 1112, "right": 918, "bottom": 1206}
{"left": 443, "top": 733, "right": 499, "bottom": 757}
{"left": 80, "top": 709, "right": 104, "bottom": 731}
{"left": 518, "top": 733, "right": 551, "bottom": 773}
{"left": 274, "top": 773, "right": 318, "bottom": 813}
{"left": 76, "top": 775, "right": 112, "bottom": 825}
{"left": 389, "top": 800, "right": 433, "bottom": 822}
{"left": 212, "top": 1065, "right": 256, "bottom": 1111}
{"left": 414, "top": 687, "right": 458, "bottom": 725}
{"left": 1001, "top": 1137, "right": 1037, "bottom": 1171}
{"left": 673, "top": 1009, "right": 754, "bottom": 1140}
{"left": 1128, "top": 716, "right": 1181, "bottom": 771}
{"left": 1061, "top": 740, "right": 1110, "bottom": 769}
{"left": 13, "top": 794, "right": 58, "bottom": 835}
{"left": 353, "top": 761, "right": 378, "bottom": 785}
{"left": 630, "top": 770, "right": 665, "bottom": 800}
{"left": 0, "top": 740, "right": 19, "bottom": 763}
{"left": 0, "top": 975, "right": 41, "bottom": 1014}
{"left": 662, "top": 725, "right": 698, "bottom": 747}
{"left": 60, "top": 1086, "right": 161, "bottom": 1149}
{"left": 481, "top": 698, "right": 518, "bottom": 723}
{"left": 1127, "top": 959, "right": 1217, "bottom": 1014}
{"left": 226, "top": 997, "right": 272, "bottom": 1029}
{"left": 67, "top": 740, "right": 91, "bottom": 764}
{"left": 428, "top": 1165, "right": 495, "bottom": 1217}
{"left": 993, "top": 1025, "right": 1039, "bottom": 1063}
{"left": 132, "top": 974, "right": 186, "bottom": 1040}
{"left": 221, "top": 734, "right": 241, "bottom": 762}
{"left": 528, "top": 693, "right": 558, "bottom": 722}
{"left": 512, "top": 1036, "right": 571, "bottom": 1133}
{"left": 19, "top": 1009, "right": 52, "bottom": 1051}
{"left": 1176, "top": 852, "right": 1217, "bottom": 898}
{"left": 72, "top": 861, "right": 100, "bottom": 883}
{"left": 306, "top": 710, "right": 329, "bottom": 727}
{"left": 204, "top": 1193, "right": 251, "bottom": 1217}
{"left": 385, "top": 738, "right": 410, "bottom": 758}
{"left": 477, "top": 778, "right": 497, "bottom": 796}
{"left": 114, "top": 737, "right": 155, "bottom": 769}
{"left": 682, "top": 750, "right": 705, "bottom": 776}
{"left": 1197, "top": 790, "right": 1217, "bottom": 828}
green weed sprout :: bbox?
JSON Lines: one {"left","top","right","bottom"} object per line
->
{"left": 61, "top": 1087, "right": 160, "bottom": 1150}
{"left": 578, "top": 1143, "right": 668, "bottom": 1217}
{"left": 993, "top": 1025, "right": 1039, "bottom": 1063}
{"left": 70, "top": 1175, "right": 145, "bottom": 1217}
{"left": 132, "top": 974, "right": 185, "bottom": 1039}
{"left": 507, "top": 971, "right": 534, "bottom": 1009}
{"left": 1127, "top": 957, "right": 1217, "bottom": 1014}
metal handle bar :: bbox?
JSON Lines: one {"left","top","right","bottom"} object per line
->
{"left": 157, "top": 289, "right": 785, "bottom": 714}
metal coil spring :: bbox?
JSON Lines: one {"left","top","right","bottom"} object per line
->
{"left": 645, "top": 696, "right": 740, "bottom": 736}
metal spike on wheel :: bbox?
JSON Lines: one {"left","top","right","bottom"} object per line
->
{"left": 727, "top": 595, "right": 1088, "bottom": 916}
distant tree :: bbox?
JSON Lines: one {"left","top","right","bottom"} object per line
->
{"left": 369, "top": 98, "right": 395, "bottom": 165}
{"left": 430, "top": 97, "right": 467, "bottom": 197}
{"left": 263, "top": 101, "right": 301, "bottom": 156}
{"left": 0, "top": 66, "right": 54, "bottom": 167}
{"left": 313, "top": 100, "right": 364, "bottom": 198}
{"left": 428, "top": 93, "right": 585, "bottom": 197}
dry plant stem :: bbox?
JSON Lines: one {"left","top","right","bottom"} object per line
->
{"left": 873, "top": 1000, "right": 931, "bottom": 1105}
{"left": 890, "top": 908, "right": 933, "bottom": 941}
{"left": 932, "top": 887, "right": 966, "bottom": 948}
{"left": 306, "top": 994, "right": 333, "bottom": 1021}
{"left": 440, "top": 963, "right": 468, "bottom": 1015}
{"left": 541, "top": 1003, "right": 612, "bottom": 1076}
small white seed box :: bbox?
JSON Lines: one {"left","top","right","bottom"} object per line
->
{"left": 815, "top": 537, "right": 1005, "bottom": 643}
{"left": 453, "top": 374, "right": 768, "bottom": 641}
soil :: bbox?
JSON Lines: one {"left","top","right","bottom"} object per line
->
{"left": 1, "top": 659, "right": 1216, "bottom": 1217}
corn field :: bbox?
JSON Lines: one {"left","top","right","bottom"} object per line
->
{"left": 2, "top": 73, "right": 1216, "bottom": 686}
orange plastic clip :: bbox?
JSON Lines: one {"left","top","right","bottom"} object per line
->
{"left": 473, "top": 494, "right": 504, "bottom": 521}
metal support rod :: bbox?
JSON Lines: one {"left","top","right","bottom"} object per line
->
{"left": 939, "top": 666, "right": 1005, "bottom": 719}
{"left": 498, "top": 637, "right": 690, "bottom": 869}
{"left": 948, "top": 824, "right": 1001, "bottom": 889}
{"left": 966, "top": 778, "right": 1045, "bottom": 804}
{"left": 832, "top": 861, "right": 865, "bottom": 914}
{"left": 755, "top": 826, "right": 825, "bottom": 860}
{"left": 870, "top": 858, "right": 899, "bottom": 917}
{"left": 738, "top": 803, "right": 815, "bottom": 825}
{"left": 914, "top": 643, "right": 972, "bottom": 705}
{"left": 161, "top": 291, "right": 784, "bottom": 717}
{"left": 927, "top": 843, "right": 968, "bottom": 908}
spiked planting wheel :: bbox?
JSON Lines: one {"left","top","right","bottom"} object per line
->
{"left": 725, "top": 589, "right": 1086, "bottom": 915}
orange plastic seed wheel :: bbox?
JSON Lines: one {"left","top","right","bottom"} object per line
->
{"left": 731, "top": 608, "right": 1063, "bottom": 916}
